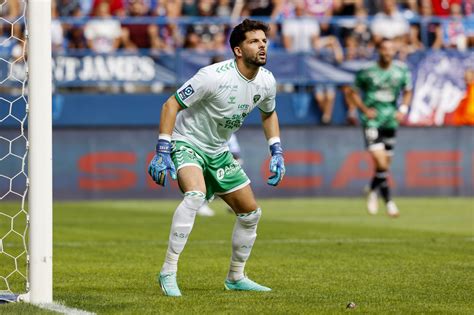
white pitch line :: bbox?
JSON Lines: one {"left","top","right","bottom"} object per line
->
{"left": 36, "top": 302, "right": 95, "bottom": 315}
{"left": 55, "top": 237, "right": 474, "bottom": 249}
{"left": 55, "top": 238, "right": 413, "bottom": 248}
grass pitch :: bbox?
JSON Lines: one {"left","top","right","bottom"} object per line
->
{"left": 1, "top": 197, "right": 473, "bottom": 314}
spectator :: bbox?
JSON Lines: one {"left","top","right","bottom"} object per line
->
{"left": 1, "top": 0, "right": 22, "bottom": 21}
{"left": 237, "top": 0, "right": 283, "bottom": 44}
{"left": 57, "top": 0, "right": 83, "bottom": 16}
{"left": 304, "top": 0, "right": 338, "bottom": 35}
{"left": 52, "top": 0, "right": 65, "bottom": 53}
{"left": 465, "top": 0, "right": 473, "bottom": 15}
{"left": 340, "top": 6, "right": 373, "bottom": 58}
{"left": 215, "top": 0, "right": 234, "bottom": 16}
{"left": 150, "top": 0, "right": 183, "bottom": 50}
{"left": 332, "top": 0, "right": 364, "bottom": 16}
{"left": 10, "top": 23, "right": 25, "bottom": 60}
{"left": 442, "top": 3, "right": 468, "bottom": 50}
{"left": 66, "top": 26, "right": 88, "bottom": 50}
{"left": 151, "top": 0, "right": 182, "bottom": 16}
{"left": 281, "top": 0, "right": 320, "bottom": 52}
{"left": 419, "top": 0, "right": 443, "bottom": 49}
{"left": 183, "top": 0, "right": 227, "bottom": 51}
{"left": 84, "top": 1, "right": 122, "bottom": 53}
{"left": 397, "top": 0, "right": 419, "bottom": 15}
{"left": 282, "top": 0, "right": 343, "bottom": 59}
{"left": 431, "top": 0, "right": 462, "bottom": 16}
{"left": 90, "top": 0, "right": 126, "bottom": 16}
{"left": 79, "top": 0, "right": 94, "bottom": 16}
{"left": 181, "top": 0, "right": 199, "bottom": 15}
{"left": 281, "top": 0, "right": 341, "bottom": 125}
{"left": 364, "top": 0, "right": 381, "bottom": 15}
{"left": 121, "top": 0, "right": 170, "bottom": 52}
{"left": 399, "top": 24, "right": 425, "bottom": 59}
{"left": 238, "top": 0, "right": 283, "bottom": 17}
{"left": 370, "top": 0, "right": 410, "bottom": 51}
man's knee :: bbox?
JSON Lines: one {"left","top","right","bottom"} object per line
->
{"left": 183, "top": 191, "right": 207, "bottom": 211}
{"left": 237, "top": 208, "right": 262, "bottom": 228}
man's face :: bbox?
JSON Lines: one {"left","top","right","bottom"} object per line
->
{"left": 239, "top": 30, "right": 267, "bottom": 66}
{"left": 382, "top": 0, "right": 396, "bottom": 14}
{"left": 378, "top": 40, "right": 395, "bottom": 64}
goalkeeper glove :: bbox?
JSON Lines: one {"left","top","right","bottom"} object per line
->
{"left": 267, "top": 141, "right": 285, "bottom": 186}
{"left": 148, "top": 138, "right": 177, "bottom": 186}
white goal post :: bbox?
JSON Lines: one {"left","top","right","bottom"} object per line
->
{"left": 25, "top": 0, "right": 53, "bottom": 304}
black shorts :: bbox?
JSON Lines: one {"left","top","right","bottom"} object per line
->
{"left": 363, "top": 128, "right": 397, "bottom": 155}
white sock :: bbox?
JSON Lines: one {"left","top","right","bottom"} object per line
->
{"left": 227, "top": 208, "right": 261, "bottom": 281}
{"left": 161, "top": 191, "right": 206, "bottom": 274}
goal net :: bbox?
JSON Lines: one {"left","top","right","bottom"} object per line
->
{"left": 0, "top": 0, "right": 28, "bottom": 302}
{"left": 1, "top": 0, "right": 52, "bottom": 304}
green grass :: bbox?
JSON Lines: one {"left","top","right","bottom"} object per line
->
{"left": 1, "top": 198, "right": 473, "bottom": 314}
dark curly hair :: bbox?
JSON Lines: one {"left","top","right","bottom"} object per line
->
{"left": 229, "top": 19, "right": 270, "bottom": 56}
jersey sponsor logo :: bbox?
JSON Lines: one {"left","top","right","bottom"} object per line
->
{"left": 253, "top": 94, "right": 261, "bottom": 104}
{"left": 374, "top": 89, "right": 396, "bottom": 102}
{"left": 222, "top": 113, "right": 246, "bottom": 129}
{"left": 178, "top": 84, "right": 195, "bottom": 101}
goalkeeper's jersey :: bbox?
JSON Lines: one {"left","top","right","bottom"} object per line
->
{"left": 172, "top": 59, "right": 277, "bottom": 156}
{"left": 355, "top": 60, "right": 412, "bottom": 129}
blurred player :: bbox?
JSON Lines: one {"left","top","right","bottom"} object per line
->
{"left": 148, "top": 19, "right": 285, "bottom": 296}
{"left": 347, "top": 38, "right": 412, "bottom": 217}
{"left": 197, "top": 133, "right": 243, "bottom": 216}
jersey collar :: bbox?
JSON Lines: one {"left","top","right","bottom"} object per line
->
{"left": 234, "top": 59, "right": 259, "bottom": 83}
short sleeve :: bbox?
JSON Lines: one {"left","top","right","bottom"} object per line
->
{"left": 174, "top": 68, "right": 213, "bottom": 109}
{"left": 258, "top": 75, "right": 277, "bottom": 113}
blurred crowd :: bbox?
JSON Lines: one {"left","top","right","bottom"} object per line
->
{"left": 0, "top": 0, "right": 473, "bottom": 125}
{"left": 0, "top": 0, "right": 472, "bottom": 62}
{"left": 1, "top": 0, "right": 472, "bottom": 55}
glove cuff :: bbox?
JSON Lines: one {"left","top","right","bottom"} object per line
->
{"left": 268, "top": 137, "right": 280, "bottom": 146}
{"left": 159, "top": 133, "right": 172, "bottom": 142}
{"left": 156, "top": 139, "right": 171, "bottom": 154}
{"left": 269, "top": 142, "right": 283, "bottom": 156}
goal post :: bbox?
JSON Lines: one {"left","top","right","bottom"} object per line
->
{"left": 25, "top": 0, "right": 53, "bottom": 304}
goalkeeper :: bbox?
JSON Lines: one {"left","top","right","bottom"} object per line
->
{"left": 148, "top": 19, "right": 285, "bottom": 297}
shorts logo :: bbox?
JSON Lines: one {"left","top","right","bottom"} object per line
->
{"left": 365, "top": 128, "right": 378, "bottom": 141}
{"left": 178, "top": 84, "right": 195, "bottom": 101}
{"left": 217, "top": 168, "right": 225, "bottom": 180}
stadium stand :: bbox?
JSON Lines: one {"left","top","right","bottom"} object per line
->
{"left": 0, "top": 0, "right": 473, "bottom": 125}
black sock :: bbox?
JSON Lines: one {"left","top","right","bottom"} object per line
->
{"left": 370, "top": 169, "right": 387, "bottom": 191}
{"left": 379, "top": 178, "right": 391, "bottom": 203}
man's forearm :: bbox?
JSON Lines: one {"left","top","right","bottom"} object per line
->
{"left": 261, "top": 111, "right": 280, "bottom": 141}
{"left": 348, "top": 88, "right": 370, "bottom": 114}
{"left": 401, "top": 90, "right": 412, "bottom": 108}
{"left": 159, "top": 96, "right": 181, "bottom": 136}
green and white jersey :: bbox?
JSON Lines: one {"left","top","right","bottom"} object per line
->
{"left": 173, "top": 59, "right": 277, "bottom": 156}
{"left": 355, "top": 60, "right": 412, "bottom": 129}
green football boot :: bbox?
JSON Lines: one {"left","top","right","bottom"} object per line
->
{"left": 158, "top": 272, "right": 182, "bottom": 297}
{"left": 224, "top": 277, "right": 271, "bottom": 292}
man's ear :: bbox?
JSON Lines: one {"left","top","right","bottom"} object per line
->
{"left": 234, "top": 46, "right": 242, "bottom": 57}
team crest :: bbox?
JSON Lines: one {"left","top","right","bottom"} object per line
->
{"left": 178, "top": 84, "right": 195, "bottom": 101}
{"left": 253, "top": 94, "right": 261, "bottom": 104}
